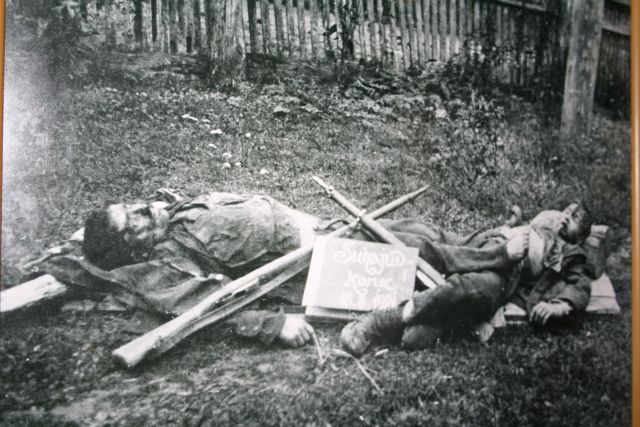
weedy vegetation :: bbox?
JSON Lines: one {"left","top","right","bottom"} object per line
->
{"left": 0, "top": 8, "right": 631, "bottom": 426}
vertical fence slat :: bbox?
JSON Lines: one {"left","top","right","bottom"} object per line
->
{"left": 297, "top": 0, "right": 306, "bottom": 58}
{"left": 309, "top": 0, "right": 318, "bottom": 58}
{"left": 274, "top": 0, "right": 285, "bottom": 56}
{"left": 448, "top": 0, "right": 455, "bottom": 55}
{"left": 356, "top": 0, "right": 367, "bottom": 61}
{"left": 248, "top": 0, "right": 258, "bottom": 54}
{"left": 422, "top": 0, "right": 431, "bottom": 60}
{"left": 397, "top": 0, "right": 410, "bottom": 68}
{"left": 438, "top": 0, "right": 446, "bottom": 60}
{"left": 169, "top": 0, "right": 177, "bottom": 53}
{"left": 367, "top": 0, "right": 377, "bottom": 61}
{"left": 177, "top": 0, "right": 185, "bottom": 53}
{"left": 415, "top": 0, "right": 426, "bottom": 64}
{"left": 473, "top": 0, "right": 480, "bottom": 39}
{"left": 430, "top": 0, "right": 438, "bottom": 60}
{"left": 286, "top": 0, "right": 295, "bottom": 56}
{"left": 405, "top": 0, "right": 416, "bottom": 66}
{"left": 260, "top": 0, "right": 271, "bottom": 54}
{"left": 192, "top": 0, "right": 201, "bottom": 52}
{"left": 377, "top": 0, "right": 386, "bottom": 63}
{"left": 388, "top": 0, "right": 399, "bottom": 69}
{"left": 322, "top": 0, "right": 331, "bottom": 56}
{"left": 333, "top": 0, "right": 343, "bottom": 56}
{"left": 458, "top": 0, "right": 465, "bottom": 52}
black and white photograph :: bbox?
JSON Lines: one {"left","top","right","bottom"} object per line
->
{"left": 0, "top": 0, "right": 633, "bottom": 425}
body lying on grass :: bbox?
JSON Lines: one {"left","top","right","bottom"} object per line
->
{"left": 340, "top": 203, "right": 598, "bottom": 356}
{"left": 28, "top": 191, "right": 601, "bottom": 351}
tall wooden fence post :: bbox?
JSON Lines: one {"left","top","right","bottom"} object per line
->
{"left": 560, "top": 0, "right": 604, "bottom": 138}
{"left": 207, "top": 0, "right": 243, "bottom": 87}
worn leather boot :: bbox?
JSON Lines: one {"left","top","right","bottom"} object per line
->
{"left": 340, "top": 307, "right": 404, "bottom": 356}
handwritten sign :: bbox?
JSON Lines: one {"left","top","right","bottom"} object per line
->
{"left": 302, "top": 237, "right": 418, "bottom": 321}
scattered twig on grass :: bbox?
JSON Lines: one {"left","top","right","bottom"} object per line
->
{"left": 310, "top": 330, "right": 325, "bottom": 367}
{"left": 333, "top": 349, "right": 383, "bottom": 396}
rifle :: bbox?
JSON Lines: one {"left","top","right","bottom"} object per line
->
{"left": 312, "top": 176, "right": 445, "bottom": 288}
{"left": 111, "top": 185, "right": 428, "bottom": 367}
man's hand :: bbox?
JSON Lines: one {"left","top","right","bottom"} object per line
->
{"left": 278, "top": 315, "right": 314, "bottom": 347}
{"left": 506, "top": 227, "right": 530, "bottom": 261}
{"left": 530, "top": 301, "right": 572, "bottom": 325}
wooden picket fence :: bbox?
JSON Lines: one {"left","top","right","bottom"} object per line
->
{"left": 13, "top": 0, "right": 628, "bottom": 99}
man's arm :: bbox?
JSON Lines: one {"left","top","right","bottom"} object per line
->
{"left": 529, "top": 254, "right": 592, "bottom": 325}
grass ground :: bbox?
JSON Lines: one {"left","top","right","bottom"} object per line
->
{"left": 0, "top": 44, "right": 632, "bottom": 426}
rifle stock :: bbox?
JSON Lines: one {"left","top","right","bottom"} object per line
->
{"left": 112, "top": 185, "right": 428, "bottom": 367}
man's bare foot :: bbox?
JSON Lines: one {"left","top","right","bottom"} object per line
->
{"left": 278, "top": 315, "right": 314, "bottom": 347}
{"left": 506, "top": 228, "right": 529, "bottom": 261}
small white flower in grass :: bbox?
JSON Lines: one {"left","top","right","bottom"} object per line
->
{"left": 208, "top": 144, "right": 217, "bottom": 149}
{"left": 222, "top": 162, "right": 232, "bottom": 169}
{"left": 210, "top": 128, "right": 223, "bottom": 135}
{"left": 259, "top": 168, "right": 269, "bottom": 175}
{"left": 435, "top": 109, "right": 448, "bottom": 119}
{"left": 245, "top": 132, "right": 252, "bottom": 138}
{"left": 222, "top": 152, "right": 232, "bottom": 159}
{"left": 235, "top": 162, "right": 242, "bottom": 167}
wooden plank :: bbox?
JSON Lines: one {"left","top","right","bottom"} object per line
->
{"left": 185, "top": 0, "right": 194, "bottom": 53}
{"left": 0, "top": 275, "right": 69, "bottom": 314}
{"left": 602, "top": 21, "right": 630, "bottom": 37}
{"left": 423, "top": 0, "right": 432, "bottom": 60}
{"left": 177, "top": 0, "right": 186, "bottom": 53}
{"left": 458, "top": 0, "right": 465, "bottom": 51}
{"left": 438, "top": 0, "right": 446, "bottom": 61}
{"left": 357, "top": 0, "right": 367, "bottom": 60}
{"left": 248, "top": 0, "right": 258, "bottom": 54}
{"left": 405, "top": 0, "right": 416, "bottom": 66}
{"left": 260, "top": 0, "right": 271, "bottom": 54}
{"left": 310, "top": 0, "right": 318, "bottom": 58}
{"left": 388, "top": 0, "right": 399, "bottom": 68}
{"left": 431, "top": 0, "right": 439, "bottom": 60}
{"left": 192, "top": 0, "right": 201, "bottom": 52}
{"left": 322, "top": 0, "right": 332, "bottom": 56}
{"left": 368, "top": 0, "right": 378, "bottom": 61}
{"left": 333, "top": 0, "right": 343, "bottom": 55}
{"left": 449, "top": 0, "right": 456, "bottom": 54}
{"left": 494, "top": 0, "right": 547, "bottom": 14}
{"left": 286, "top": 0, "right": 296, "bottom": 56}
{"left": 495, "top": 3, "right": 502, "bottom": 49}
{"left": 169, "top": 0, "right": 177, "bottom": 53}
{"left": 297, "top": 0, "right": 307, "bottom": 58}
{"left": 398, "top": 0, "right": 410, "bottom": 68}
{"left": 151, "top": 0, "right": 158, "bottom": 46}
{"left": 473, "top": 0, "right": 480, "bottom": 38}
{"left": 414, "top": 0, "right": 425, "bottom": 64}
{"left": 377, "top": 0, "right": 387, "bottom": 64}
{"left": 273, "top": 0, "right": 285, "bottom": 56}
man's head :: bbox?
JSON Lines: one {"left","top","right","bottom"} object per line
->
{"left": 559, "top": 203, "right": 592, "bottom": 243}
{"left": 83, "top": 202, "right": 170, "bottom": 269}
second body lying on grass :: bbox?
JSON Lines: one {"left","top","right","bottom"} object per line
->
{"left": 340, "top": 203, "right": 595, "bottom": 355}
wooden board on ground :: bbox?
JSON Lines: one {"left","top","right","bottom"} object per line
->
{"left": 302, "top": 236, "right": 418, "bottom": 322}
{"left": 494, "top": 273, "right": 621, "bottom": 326}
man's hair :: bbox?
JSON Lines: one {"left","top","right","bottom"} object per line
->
{"left": 82, "top": 209, "right": 132, "bottom": 270}
{"left": 573, "top": 204, "right": 593, "bottom": 243}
